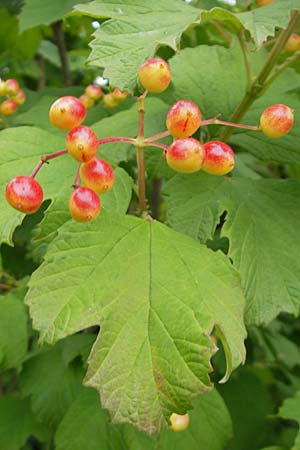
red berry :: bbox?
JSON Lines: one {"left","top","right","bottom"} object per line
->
{"left": 12, "top": 89, "right": 26, "bottom": 105}
{"left": 103, "top": 93, "right": 118, "bottom": 108}
{"left": 49, "top": 96, "right": 86, "bottom": 130}
{"left": 79, "top": 93, "right": 94, "bottom": 109}
{"left": 66, "top": 125, "right": 99, "bottom": 163}
{"left": 284, "top": 33, "right": 300, "bottom": 52}
{"left": 69, "top": 187, "right": 100, "bottom": 222}
{"left": 80, "top": 157, "right": 114, "bottom": 194}
{"left": 112, "top": 88, "right": 127, "bottom": 101}
{"left": 260, "top": 104, "right": 294, "bottom": 138}
{"left": 202, "top": 141, "right": 235, "bottom": 176}
{"left": 166, "top": 100, "right": 201, "bottom": 138}
{"left": 138, "top": 57, "right": 171, "bottom": 94}
{"left": 85, "top": 84, "right": 103, "bottom": 100}
{"left": 5, "top": 176, "right": 43, "bottom": 214}
{"left": 0, "top": 99, "right": 18, "bottom": 116}
{"left": 258, "top": 0, "right": 272, "bottom": 5}
{"left": 166, "top": 138, "right": 204, "bottom": 173}
{"left": 169, "top": 413, "right": 190, "bottom": 432}
{"left": 5, "top": 79, "right": 19, "bottom": 96}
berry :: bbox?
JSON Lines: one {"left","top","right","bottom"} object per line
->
{"left": 258, "top": 0, "right": 272, "bottom": 5}
{"left": 166, "top": 100, "right": 201, "bottom": 138}
{"left": 85, "top": 84, "right": 103, "bottom": 100}
{"left": 284, "top": 33, "right": 300, "bottom": 52}
{"left": 0, "top": 99, "right": 18, "bottom": 116}
{"left": 138, "top": 57, "right": 171, "bottom": 94}
{"left": 112, "top": 88, "right": 127, "bottom": 101}
{"left": 166, "top": 138, "right": 204, "bottom": 173}
{"left": 0, "top": 81, "right": 8, "bottom": 97}
{"left": 69, "top": 187, "right": 100, "bottom": 222}
{"left": 260, "top": 104, "right": 294, "bottom": 138}
{"left": 66, "top": 125, "right": 98, "bottom": 163}
{"left": 12, "top": 89, "right": 26, "bottom": 105}
{"left": 103, "top": 93, "right": 118, "bottom": 108}
{"left": 169, "top": 413, "right": 190, "bottom": 432}
{"left": 79, "top": 93, "right": 94, "bottom": 109}
{"left": 202, "top": 141, "right": 235, "bottom": 176}
{"left": 80, "top": 157, "right": 114, "bottom": 194}
{"left": 5, "top": 79, "right": 19, "bottom": 96}
{"left": 49, "top": 96, "right": 86, "bottom": 130}
{"left": 5, "top": 176, "right": 43, "bottom": 214}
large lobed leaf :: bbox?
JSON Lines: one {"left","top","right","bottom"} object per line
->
{"left": 278, "top": 391, "right": 300, "bottom": 450}
{"left": 25, "top": 210, "right": 246, "bottom": 433}
{"left": 165, "top": 173, "right": 300, "bottom": 326}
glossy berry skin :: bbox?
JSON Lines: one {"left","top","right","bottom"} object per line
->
{"left": 69, "top": 187, "right": 100, "bottom": 222}
{"left": 12, "top": 89, "right": 26, "bottom": 105}
{"left": 166, "top": 138, "right": 204, "bottom": 173}
{"left": 0, "top": 99, "right": 18, "bottom": 115}
{"left": 166, "top": 100, "right": 201, "bottom": 138}
{"left": 79, "top": 93, "right": 94, "bottom": 109}
{"left": 85, "top": 84, "right": 103, "bottom": 100}
{"left": 260, "top": 104, "right": 294, "bottom": 138}
{"left": 284, "top": 33, "right": 300, "bottom": 52}
{"left": 138, "top": 57, "right": 171, "bottom": 94}
{"left": 80, "top": 157, "right": 114, "bottom": 194}
{"left": 0, "top": 81, "right": 8, "bottom": 97}
{"left": 169, "top": 413, "right": 190, "bottom": 432}
{"left": 258, "top": 0, "right": 272, "bottom": 5}
{"left": 5, "top": 79, "right": 19, "bottom": 95}
{"left": 202, "top": 141, "right": 235, "bottom": 176}
{"left": 6, "top": 176, "right": 43, "bottom": 214}
{"left": 66, "top": 126, "right": 99, "bottom": 163}
{"left": 112, "top": 88, "right": 127, "bottom": 101}
{"left": 103, "top": 93, "right": 118, "bottom": 108}
{"left": 49, "top": 96, "right": 86, "bottom": 130}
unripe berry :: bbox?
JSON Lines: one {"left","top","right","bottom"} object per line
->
{"left": 80, "top": 157, "right": 114, "bottom": 194}
{"left": 12, "top": 89, "right": 26, "bottom": 105}
{"left": 166, "top": 138, "right": 204, "bottom": 173}
{"left": 103, "top": 93, "right": 118, "bottom": 108}
{"left": 66, "top": 125, "right": 98, "bottom": 162}
{"left": 166, "top": 100, "right": 201, "bottom": 138}
{"left": 169, "top": 413, "right": 190, "bottom": 432}
{"left": 112, "top": 88, "right": 127, "bottom": 101}
{"left": 202, "top": 141, "right": 235, "bottom": 176}
{"left": 258, "top": 0, "right": 273, "bottom": 5}
{"left": 138, "top": 57, "right": 171, "bottom": 94}
{"left": 69, "top": 187, "right": 100, "bottom": 222}
{"left": 85, "top": 84, "right": 103, "bottom": 100}
{"left": 260, "top": 104, "right": 294, "bottom": 138}
{"left": 0, "top": 99, "right": 18, "bottom": 115}
{"left": 0, "top": 80, "right": 8, "bottom": 97}
{"left": 284, "top": 33, "right": 300, "bottom": 52}
{"left": 5, "top": 79, "right": 19, "bottom": 96}
{"left": 79, "top": 93, "right": 94, "bottom": 109}
{"left": 5, "top": 176, "right": 43, "bottom": 214}
{"left": 49, "top": 96, "right": 86, "bottom": 130}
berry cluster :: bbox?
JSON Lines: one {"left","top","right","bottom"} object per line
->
{"left": 79, "top": 84, "right": 127, "bottom": 110}
{"left": 0, "top": 78, "right": 25, "bottom": 117}
{"left": 6, "top": 96, "right": 115, "bottom": 222}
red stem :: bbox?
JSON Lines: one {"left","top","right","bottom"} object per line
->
{"left": 72, "top": 164, "right": 81, "bottom": 188}
{"left": 201, "top": 116, "right": 260, "bottom": 131}
{"left": 31, "top": 149, "right": 68, "bottom": 178}
{"left": 98, "top": 137, "right": 136, "bottom": 145}
{"left": 145, "top": 142, "right": 168, "bottom": 151}
{"left": 145, "top": 130, "right": 170, "bottom": 143}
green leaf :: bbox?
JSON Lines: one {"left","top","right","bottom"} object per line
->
{"left": 278, "top": 391, "right": 300, "bottom": 450}
{"left": 74, "top": 0, "right": 201, "bottom": 91}
{"left": 55, "top": 387, "right": 232, "bottom": 450}
{"left": 165, "top": 173, "right": 300, "bottom": 325}
{"left": 25, "top": 211, "right": 246, "bottom": 433}
{"left": 20, "top": 335, "right": 93, "bottom": 428}
{"left": 0, "top": 284, "right": 28, "bottom": 370}
{"left": 0, "top": 396, "right": 47, "bottom": 450}
{"left": 18, "top": 0, "right": 90, "bottom": 32}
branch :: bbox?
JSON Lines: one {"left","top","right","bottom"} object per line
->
{"left": 52, "top": 21, "right": 72, "bottom": 86}
{"left": 238, "top": 29, "right": 252, "bottom": 89}
{"left": 31, "top": 149, "right": 68, "bottom": 178}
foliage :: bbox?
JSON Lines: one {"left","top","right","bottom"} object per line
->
{"left": 0, "top": 0, "right": 300, "bottom": 449}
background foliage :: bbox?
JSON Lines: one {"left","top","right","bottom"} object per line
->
{"left": 1, "top": 0, "right": 300, "bottom": 449}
